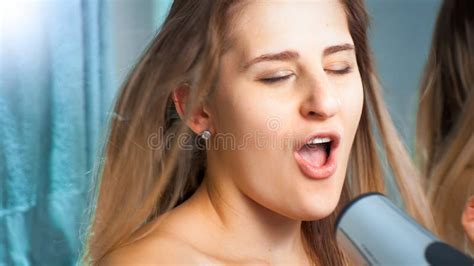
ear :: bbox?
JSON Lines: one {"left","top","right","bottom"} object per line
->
{"left": 171, "top": 84, "right": 213, "bottom": 135}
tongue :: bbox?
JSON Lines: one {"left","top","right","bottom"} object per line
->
{"left": 298, "top": 144, "right": 327, "bottom": 168}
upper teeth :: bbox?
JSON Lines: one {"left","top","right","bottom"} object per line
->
{"left": 307, "top": 137, "right": 331, "bottom": 145}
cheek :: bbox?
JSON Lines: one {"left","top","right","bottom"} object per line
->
{"left": 338, "top": 79, "right": 364, "bottom": 162}
{"left": 212, "top": 83, "right": 285, "bottom": 137}
{"left": 350, "top": 91, "right": 364, "bottom": 129}
{"left": 341, "top": 78, "right": 364, "bottom": 133}
{"left": 210, "top": 84, "right": 291, "bottom": 200}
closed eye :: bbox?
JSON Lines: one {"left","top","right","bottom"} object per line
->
{"left": 325, "top": 66, "right": 352, "bottom": 75}
{"left": 260, "top": 74, "right": 293, "bottom": 84}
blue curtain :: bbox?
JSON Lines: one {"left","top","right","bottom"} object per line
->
{"left": 0, "top": 0, "right": 171, "bottom": 264}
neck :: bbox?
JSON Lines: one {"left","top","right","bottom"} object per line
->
{"left": 189, "top": 173, "right": 309, "bottom": 264}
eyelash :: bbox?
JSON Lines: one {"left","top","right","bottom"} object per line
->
{"left": 260, "top": 75, "right": 293, "bottom": 84}
{"left": 326, "top": 66, "right": 352, "bottom": 75}
{"left": 259, "top": 66, "right": 352, "bottom": 84}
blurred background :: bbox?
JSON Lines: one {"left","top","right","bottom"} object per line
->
{"left": 0, "top": 0, "right": 441, "bottom": 265}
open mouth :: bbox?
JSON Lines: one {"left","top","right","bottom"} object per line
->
{"left": 294, "top": 133, "right": 340, "bottom": 179}
{"left": 298, "top": 137, "right": 332, "bottom": 168}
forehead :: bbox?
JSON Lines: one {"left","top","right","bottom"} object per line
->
{"left": 228, "top": 0, "right": 351, "bottom": 57}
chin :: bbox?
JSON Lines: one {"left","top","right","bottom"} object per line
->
{"left": 286, "top": 192, "right": 342, "bottom": 221}
{"left": 301, "top": 201, "right": 339, "bottom": 221}
{"left": 299, "top": 183, "right": 345, "bottom": 221}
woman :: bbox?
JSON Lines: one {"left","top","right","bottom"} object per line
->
{"left": 83, "top": 0, "right": 435, "bottom": 264}
{"left": 417, "top": 0, "right": 474, "bottom": 254}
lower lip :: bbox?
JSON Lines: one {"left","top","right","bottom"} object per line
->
{"left": 293, "top": 145, "right": 338, "bottom": 180}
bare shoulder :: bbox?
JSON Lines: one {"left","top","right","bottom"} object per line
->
{"left": 99, "top": 229, "right": 206, "bottom": 265}
{"left": 101, "top": 196, "right": 219, "bottom": 265}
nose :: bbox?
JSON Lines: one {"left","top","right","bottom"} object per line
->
{"left": 299, "top": 74, "right": 340, "bottom": 120}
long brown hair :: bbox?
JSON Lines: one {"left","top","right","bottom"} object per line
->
{"left": 83, "top": 0, "right": 435, "bottom": 264}
{"left": 417, "top": 0, "right": 474, "bottom": 252}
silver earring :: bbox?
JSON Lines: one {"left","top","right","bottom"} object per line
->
{"left": 200, "top": 130, "right": 211, "bottom": 140}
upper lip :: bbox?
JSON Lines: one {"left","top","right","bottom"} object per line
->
{"left": 294, "top": 131, "right": 341, "bottom": 152}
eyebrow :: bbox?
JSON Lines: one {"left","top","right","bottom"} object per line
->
{"left": 241, "top": 50, "right": 299, "bottom": 70}
{"left": 323, "top": 43, "right": 354, "bottom": 56}
{"left": 241, "top": 43, "right": 355, "bottom": 71}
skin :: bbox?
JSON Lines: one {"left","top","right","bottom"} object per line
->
{"left": 462, "top": 168, "right": 474, "bottom": 244}
{"left": 462, "top": 195, "right": 474, "bottom": 243}
{"left": 103, "top": 0, "right": 363, "bottom": 264}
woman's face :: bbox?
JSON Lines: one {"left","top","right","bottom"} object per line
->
{"left": 207, "top": 0, "right": 363, "bottom": 221}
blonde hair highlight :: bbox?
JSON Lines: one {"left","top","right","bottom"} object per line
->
{"left": 417, "top": 0, "right": 474, "bottom": 252}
